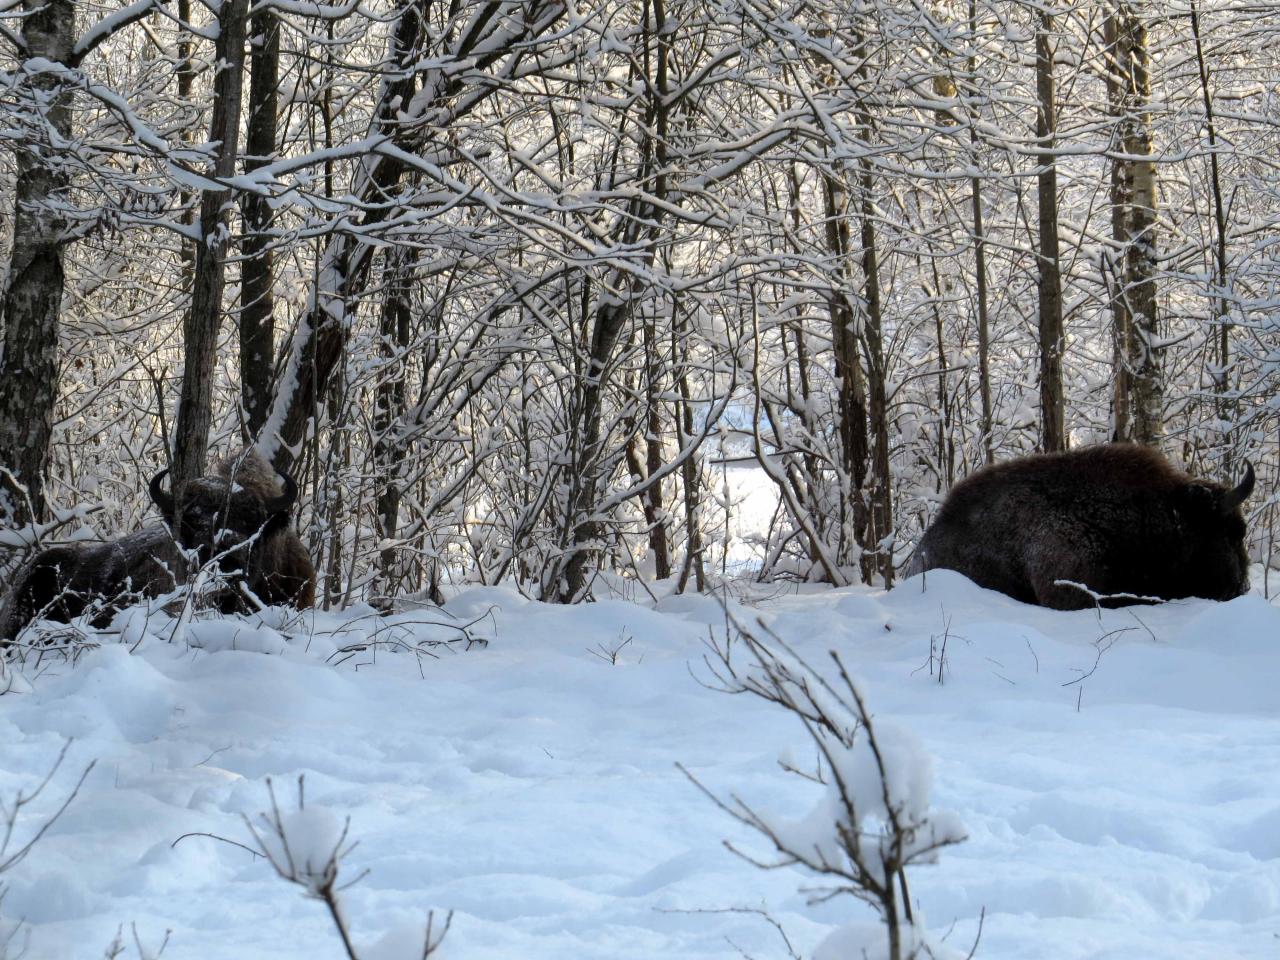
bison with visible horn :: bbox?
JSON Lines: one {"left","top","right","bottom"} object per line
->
{"left": 907, "top": 444, "right": 1254, "bottom": 610}
{"left": 0, "top": 450, "right": 315, "bottom": 641}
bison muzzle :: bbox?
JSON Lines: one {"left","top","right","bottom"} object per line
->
{"left": 1, "top": 451, "right": 316, "bottom": 641}
{"left": 907, "top": 444, "right": 1254, "bottom": 610}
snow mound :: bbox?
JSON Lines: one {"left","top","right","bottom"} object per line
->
{"left": 0, "top": 575, "right": 1278, "bottom": 958}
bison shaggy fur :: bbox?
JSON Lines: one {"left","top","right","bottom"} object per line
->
{"left": 1, "top": 451, "right": 316, "bottom": 641}
{"left": 907, "top": 444, "right": 1254, "bottom": 610}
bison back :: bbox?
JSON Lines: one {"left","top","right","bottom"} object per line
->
{"left": 909, "top": 446, "right": 1197, "bottom": 610}
{"left": 1, "top": 527, "right": 180, "bottom": 641}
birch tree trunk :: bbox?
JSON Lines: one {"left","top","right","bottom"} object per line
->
{"left": 1107, "top": 2, "right": 1162, "bottom": 448}
{"left": 0, "top": 0, "right": 76, "bottom": 526}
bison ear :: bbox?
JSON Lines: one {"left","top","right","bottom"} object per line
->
{"left": 149, "top": 468, "right": 175, "bottom": 520}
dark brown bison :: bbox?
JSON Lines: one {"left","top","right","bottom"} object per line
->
{"left": 0, "top": 451, "right": 315, "bottom": 641}
{"left": 906, "top": 444, "right": 1254, "bottom": 610}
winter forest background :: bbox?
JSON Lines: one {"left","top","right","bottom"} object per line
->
{"left": 0, "top": 0, "right": 1278, "bottom": 602}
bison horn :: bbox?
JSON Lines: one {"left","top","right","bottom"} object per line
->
{"left": 1221, "top": 459, "right": 1255, "bottom": 514}
{"left": 149, "top": 468, "right": 174, "bottom": 515}
{"left": 266, "top": 473, "right": 298, "bottom": 515}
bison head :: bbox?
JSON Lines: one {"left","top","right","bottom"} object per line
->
{"left": 149, "top": 466, "right": 298, "bottom": 575}
{"left": 1180, "top": 459, "right": 1255, "bottom": 601}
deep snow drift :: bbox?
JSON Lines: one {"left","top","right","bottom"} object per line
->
{"left": 2, "top": 571, "right": 1279, "bottom": 959}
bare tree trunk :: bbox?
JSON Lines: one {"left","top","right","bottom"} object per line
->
{"left": 857, "top": 161, "right": 894, "bottom": 587}
{"left": 927, "top": 264, "right": 955, "bottom": 489}
{"left": 239, "top": 5, "right": 281, "bottom": 441}
{"left": 271, "top": 144, "right": 408, "bottom": 469}
{"left": 848, "top": 18, "right": 892, "bottom": 586}
{"left": 1125, "top": 14, "right": 1161, "bottom": 449}
{"left": 172, "top": 0, "right": 249, "bottom": 488}
{"left": 374, "top": 248, "right": 412, "bottom": 599}
{"left": 557, "top": 0, "right": 670, "bottom": 602}
{"left": 1106, "top": 3, "right": 1161, "bottom": 448}
{"left": 1035, "top": 8, "right": 1067, "bottom": 453}
{"left": 322, "top": 370, "right": 348, "bottom": 609}
{"left": 971, "top": 175, "right": 994, "bottom": 466}
{"left": 0, "top": 0, "right": 76, "bottom": 526}
{"left": 791, "top": 319, "right": 825, "bottom": 537}
{"left": 620, "top": 322, "right": 673, "bottom": 579}
{"left": 969, "top": 0, "right": 993, "bottom": 465}
{"left": 642, "top": 313, "right": 671, "bottom": 580}
{"left": 175, "top": 0, "right": 196, "bottom": 275}
{"left": 559, "top": 296, "right": 633, "bottom": 601}
{"left": 260, "top": 1, "right": 564, "bottom": 475}
{"left": 1106, "top": 13, "right": 1134, "bottom": 444}
{"left": 781, "top": 162, "right": 828, "bottom": 570}
{"left": 1189, "top": 0, "right": 1233, "bottom": 442}
{"left": 672, "top": 293, "right": 705, "bottom": 594}
{"left": 823, "top": 173, "right": 870, "bottom": 574}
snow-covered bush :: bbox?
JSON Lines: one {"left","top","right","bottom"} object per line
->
{"left": 690, "top": 617, "right": 970, "bottom": 960}
{"left": 245, "top": 777, "right": 450, "bottom": 960}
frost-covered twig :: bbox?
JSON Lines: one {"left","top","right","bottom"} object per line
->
{"left": 324, "top": 605, "right": 494, "bottom": 671}
{"left": 0, "top": 886, "right": 27, "bottom": 960}
{"left": 1052, "top": 579, "right": 1169, "bottom": 611}
{"left": 101, "top": 923, "right": 170, "bottom": 960}
{"left": 656, "top": 904, "right": 802, "bottom": 960}
{"left": 244, "top": 776, "right": 450, "bottom": 960}
{"left": 1062, "top": 627, "right": 1132, "bottom": 688}
{"left": 0, "top": 741, "right": 96, "bottom": 960}
{"left": 687, "top": 614, "right": 969, "bottom": 960}
{"left": 588, "top": 630, "right": 634, "bottom": 665}
{"left": 0, "top": 740, "right": 96, "bottom": 875}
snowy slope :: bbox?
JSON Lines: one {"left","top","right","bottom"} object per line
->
{"left": 2, "top": 573, "right": 1279, "bottom": 959}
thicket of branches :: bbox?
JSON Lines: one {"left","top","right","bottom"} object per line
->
{"left": 1, "top": 0, "right": 1278, "bottom": 602}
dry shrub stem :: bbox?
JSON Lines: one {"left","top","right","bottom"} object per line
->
{"left": 685, "top": 612, "right": 969, "bottom": 960}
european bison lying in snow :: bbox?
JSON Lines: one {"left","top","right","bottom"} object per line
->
{"left": 907, "top": 444, "right": 1254, "bottom": 610}
{"left": 0, "top": 451, "right": 316, "bottom": 641}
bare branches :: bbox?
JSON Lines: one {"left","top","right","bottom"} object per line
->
{"left": 71, "top": 0, "right": 173, "bottom": 67}
{"left": 0, "top": 741, "right": 95, "bottom": 958}
{"left": 0, "top": 741, "right": 96, "bottom": 876}
{"left": 101, "top": 923, "right": 171, "bottom": 960}
{"left": 3, "top": 0, "right": 1279, "bottom": 603}
{"left": 244, "top": 776, "right": 450, "bottom": 960}
{"left": 688, "top": 614, "right": 968, "bottom": 960}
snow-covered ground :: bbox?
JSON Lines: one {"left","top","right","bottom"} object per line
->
{"left": 2, "top": 567, "right": 1279, "bottom": 959}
